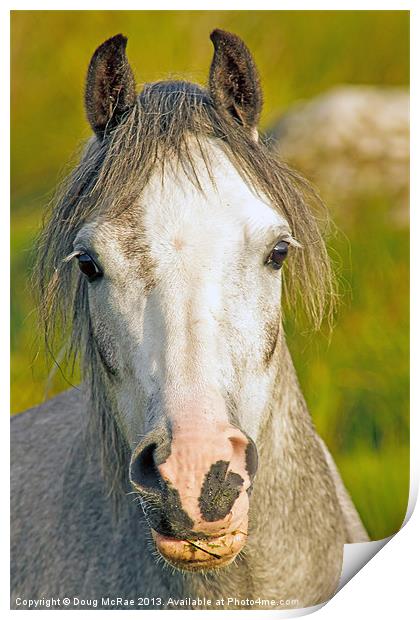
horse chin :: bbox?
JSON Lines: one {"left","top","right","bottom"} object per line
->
{"left": 151, "top": 523, "right": 248, "bottom": 572}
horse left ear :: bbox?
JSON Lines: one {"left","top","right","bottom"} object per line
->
{"left": 209, "top": 29, "right": 262, "bottom": 137}
{"left": 85, "top": 34, "right": 137, "bottom": 140}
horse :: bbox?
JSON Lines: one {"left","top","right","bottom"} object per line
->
{"left": 11, "top": 30, "right": 369, "bottom": 610}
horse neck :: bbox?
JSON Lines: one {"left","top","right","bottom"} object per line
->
{"left": 249, "top": 336, "right": 331, "bottom": 536}
{"left": 259, "top": 334, "right": 316, "bottom": 458}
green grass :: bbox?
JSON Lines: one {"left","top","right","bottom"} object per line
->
{"left": 337, "top": 447, "right": 409, "bottom": 540}
{"left": 11, "top": 10, "right": 409, "bottom": 540}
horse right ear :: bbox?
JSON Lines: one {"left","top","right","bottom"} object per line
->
{"left": 209, "top": 29, "right": 262, "bottom": 136}
{"left": 85, "top": 34, "right": 137, "bottom": 140}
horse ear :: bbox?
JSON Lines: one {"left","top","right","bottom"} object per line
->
{"left": 209, "top": 29, "right": 262, "bottom": 135}
{"left": 85, "top": 34, "right": 137, "bottom": 140}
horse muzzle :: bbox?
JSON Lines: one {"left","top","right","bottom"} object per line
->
{"left": 151, "top": 519, "right": 249, "bottom": 571}
{"left": 129, "top": 418, "right": 258, "bottom": 571}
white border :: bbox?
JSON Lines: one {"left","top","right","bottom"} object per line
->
{"left": 3, "top": 2, "right": 417, "bottom": 618}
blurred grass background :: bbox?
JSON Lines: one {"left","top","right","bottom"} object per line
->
{"left": 11, "top": 11, "right": 409, "bottom": 540}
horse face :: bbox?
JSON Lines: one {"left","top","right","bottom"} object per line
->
{"left": 73, "top": 140, "right": 293, "bottom": 569}
{"left": 73, "top": 30, "right": 295, "bottom": 571}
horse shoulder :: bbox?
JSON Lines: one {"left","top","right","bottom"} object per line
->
{"left": 11, "top": 391, "right": 81, "bottom": 585}
{"left": 11, "top": 387, "right": 87, "bottom": 500}
{"left": 11, "top": 387, "right": 86, "bottom": 510}
{"left": 10, "top": 389, "right": 157, "bottom": 606}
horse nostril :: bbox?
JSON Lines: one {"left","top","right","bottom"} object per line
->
{"left": 130, "top": 442, "right": 162, "bottom": 493}
{"left": 245, "top": 440, "right": 258, "bottom": 480}
{"left": 228, "top": 432, "right": 259, "bottom": 482}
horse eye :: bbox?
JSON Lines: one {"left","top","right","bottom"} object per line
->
{"left": 77, "top": 253, "right": 103, "bottom": 282}
{"left": 266, "top": 241, "right": 289, "bottom": 270}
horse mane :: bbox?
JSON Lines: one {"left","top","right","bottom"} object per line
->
{"left": 33, "top": 80, "right": 336, "bottom": 501}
